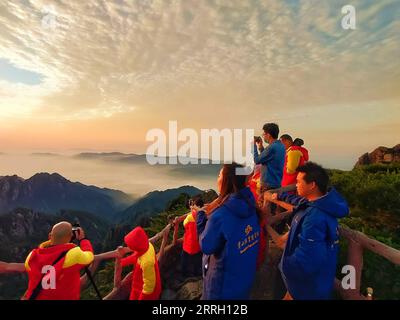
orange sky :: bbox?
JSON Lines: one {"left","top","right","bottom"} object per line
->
{"left": 0, "top": 0, "right": 399, "bottom": 169}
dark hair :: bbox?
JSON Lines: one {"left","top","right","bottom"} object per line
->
{"left": 219, "top": 163, "right": 247, "bottom": 198}
{"left": 208, "top": 163, "right": 248, "bottom": 214}
{"left": 297, "top": 162, "right": 329, "bottom": 194}
{"left": 189, "top": 195, "right": 204, "bottom": 208}
{"left": 293, "top": 138, "right": 304, "bottom": 146}
{"left": 208, "top": 163, "right": 264, "bottom": 223}
{"left": 262, "top": 123, "right": 279, "bottom": 139}
{"left": 280, "top": 134, "right": 293, "bottom": 142}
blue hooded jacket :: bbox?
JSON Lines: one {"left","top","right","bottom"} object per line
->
{"left": 278, "top": 188, "right": 349, "bottom": 300}
{"left": 197, "top": 187, "right": 260, "bottom": 300}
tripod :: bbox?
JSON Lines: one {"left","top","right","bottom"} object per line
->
{"left": 71, "top": 220, "right": 102, "bottom": 300}
{"left": 84, "top": 266, "right": 102, "bottom": 300}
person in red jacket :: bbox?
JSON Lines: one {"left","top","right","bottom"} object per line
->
{"left": 118, "top": 227, "right": 161, "bottom": 300}
{"left": 178, "top": 196, "right": 204, "bottom": 278}
{"left": 23, "top": 221, "right": 94, "bottom": 300}
{"left": 293, "top": 138, "right": 310, "bottom": 163}
{"left": 280, "top": 134, "right": 309, "bottom": 187}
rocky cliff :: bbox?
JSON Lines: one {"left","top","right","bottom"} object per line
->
{"left": 355, "top": 144, "right": 400, "bottom": 167}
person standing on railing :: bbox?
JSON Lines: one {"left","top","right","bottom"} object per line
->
{"left": 179, "top": 196, "right": 204, "bottom": 279}
{"left": 266, "top": 162, "right": 349, "bottom": 300}
{"left": 197, "top": 163, "right": 261, "bottom": 300}
{"left": 22, "top": 221, "right": 94, "bottom": 300}
{"left": 117, "top": 226, "right": 161, "bottom": 300}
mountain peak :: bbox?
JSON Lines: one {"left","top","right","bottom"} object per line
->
{"left": 28, "top": 172, "right": 68, "bottom": 183}
{"left": 0, "top": 173, "right": 134, "bottom": 220}
{"left": 0, "top": 174, "right": 25, "bottom": 183}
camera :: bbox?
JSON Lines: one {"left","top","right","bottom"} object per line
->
{"left": 71, "top": 222, "right": 80, "bottom": 241}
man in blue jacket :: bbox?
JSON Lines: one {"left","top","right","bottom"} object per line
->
{"left": 270, "top": 162, "right": 349, "bottom": 300}
{"left": 254, "top": 123, "right": 286, "bottom": 191}
{"left": 196, "top": 187, "right": 260, "bottom": 300}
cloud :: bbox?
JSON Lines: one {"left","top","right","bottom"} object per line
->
{"left": 0, "top": 0, "right": 399, "bottom": 167}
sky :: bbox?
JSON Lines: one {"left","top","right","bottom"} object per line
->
{"left": 0, "top": 0, "right": 399, "bottom": 170}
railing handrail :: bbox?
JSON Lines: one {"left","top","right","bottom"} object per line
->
{"left": 266, "top": 196, "right": 400, "bottom": 266}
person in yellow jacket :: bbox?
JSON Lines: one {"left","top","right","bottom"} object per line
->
{"left": 280, "top": 134, "right": 309, "bottom": 187}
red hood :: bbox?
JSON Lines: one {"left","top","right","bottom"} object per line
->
{"left": 124, "top": 227, "right": 149, "bottom": 254}
{"left": 29, "top": 241, "right": 76, "bottom": 268}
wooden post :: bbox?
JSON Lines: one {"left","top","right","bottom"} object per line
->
{"left": 172, "top": 221, "right": 179, "bottom": 246}
{"left": 158, "top": 224, "right": 172, "bottom": 264}
{"left": 343, "top": 238, "right": 365, "bottom": 300}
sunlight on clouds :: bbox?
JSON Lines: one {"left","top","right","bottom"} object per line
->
{"left": 0, "top": 0, "right": 399, "bottom": 167}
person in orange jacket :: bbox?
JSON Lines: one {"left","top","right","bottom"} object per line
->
{"left": 179, "top": 196, "right": 204, "bottom": 278}
{"left": 23, "top": 221, "right": 94, "bottom": 300}
{"left": 118, "top": 226, "right": 161, "bottom": 300}
{"left": 280, "top": 134, "right": 309, "bottom": 188}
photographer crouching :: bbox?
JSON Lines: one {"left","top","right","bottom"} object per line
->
{"left": 22, "top": 221, "right": 94, "bottom": 300}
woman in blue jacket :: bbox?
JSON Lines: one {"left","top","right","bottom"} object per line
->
{"left": 196, "top": 163, "right": 261, "bottom": 300}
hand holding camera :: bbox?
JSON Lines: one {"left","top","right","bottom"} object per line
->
{"left": 254, "top": 136, "right": 263, "bottom": 149}
{"left": 72, "top": 223, "right": 86, "bottom": 241}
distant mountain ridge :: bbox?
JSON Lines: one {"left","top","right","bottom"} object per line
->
{"left": 74, "top": 152, "right": 222, "bottom": 178}
{"left": 0, "top": 172, "right": 209, "bottom": 225}
{"left": 0, "top": 173, "right": 135, "bottom": 221}
{"left": 74, "top": 152, "right": 221, "bottom": 165}
{"left": 115, "top": 185, "right": 203, "bottom": 224}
